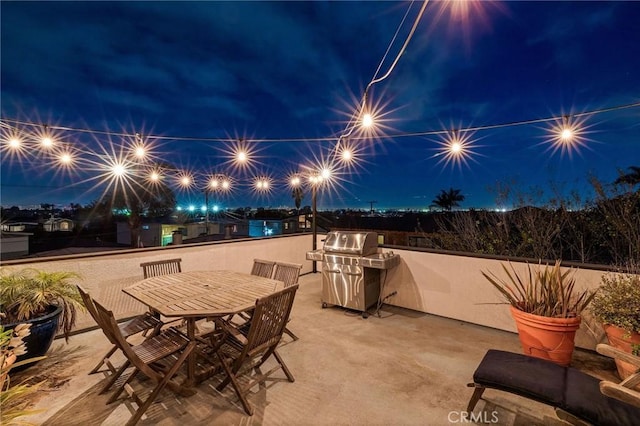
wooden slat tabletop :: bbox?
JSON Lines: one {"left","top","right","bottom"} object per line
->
{"left": 123, "top": 270, "right": 284, "bottom": 317}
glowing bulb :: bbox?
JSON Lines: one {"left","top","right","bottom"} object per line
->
{"left": 188, "top": 205, "right": 195, "bottom": 212}
{"left": 135, "top": 146, "right": 146, "bottom": 159}
{"left": 112, "top": 164, "right": 126, "bottom": 176}
{"left": 181, "top": 176, "right": 191, "bottom": 187}
{"left": 221, "top": 180, "right": 230, "bottom": 190}
{"left": 41, "top": 137, "right": 53, "bottom": 147}
{"left": 561, "top": 128, "right": 573, "bottom": 141}
{"left": 8, "top": 138, "right": 21, "bottom": 148}
{"left": 290, "top": 176, "right": 301, "bottom": 186}
{"left": 362, "top": 113, "right": 373, "bottom": 128}
{"left": 150, "top": 172, "right": 160, "bottom": 182}
{"left": 237, "top": 151, "right": 247, "bottom": 162}
{"left": 341, "top": 149, "right": 353, "bottom": 162}
{"left": 60, "top": 153, "right": 72, "bottom": 164}
{"left": 209, "top": 179, "right": 219, "bottom": 189}
{"left": 450, "top": 142, "right": 462, "bottom": 154}
{"left": 200, "top": 205, "right": 207, "bottom": 212}
{"left": 321, "top": 168, "right": 331, "bottom": 180}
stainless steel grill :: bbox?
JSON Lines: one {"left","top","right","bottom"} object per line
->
{"left": 306, "top": 231, "right": 400, "bottom": 318}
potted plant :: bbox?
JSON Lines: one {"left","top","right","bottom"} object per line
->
{"left": 590, "top": 269, "right": 640, "bottom": 380}
{"left": 0, "top": 268, "right": 84, "bottom": 369}
{"left": 482, "top": 260, "right": 596, "bottom": 366}
{"left": 1, "top": 323, "right": 45, "bottom": 424}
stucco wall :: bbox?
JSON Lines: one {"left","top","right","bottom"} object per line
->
{"left": 381, "top": 248, "right": 607, "bottom": 350}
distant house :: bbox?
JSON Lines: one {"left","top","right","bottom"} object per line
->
{"left": 1, "top": 222, "right": 38, "bottom": 232}
{"left": 43, "top": 217, "right": 74, "bottom": 232}
{"left": 116, "top": 220, "right": 248, "bottom": 247}
{"left": 0, "top": 231, "right": 32, "bottom": 260}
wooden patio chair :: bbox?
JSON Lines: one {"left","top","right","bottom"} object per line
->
{"left": 210, "top": 284, "right": 299, "bottom": 415}
{"left": 94, "top": 300, "right": 196, "bottom": 426}
{"left": 140, "top": 258, "right": 182, "bottom": 279}
{"left": 77, "top": 285, "right": 163, "bottom": 377}
{"left": 466, "top": 344, "right": 640, "bottom": 425}
{"left": 272, "top": 262, "right": 302, "bottom": 341}
{"left": 272, "top": 261, "right": 302, "bottom": 287}
{"left": 250, "top": 258, "right": 275, "bottom": 278}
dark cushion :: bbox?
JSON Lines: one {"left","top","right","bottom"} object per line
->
{"left": 472, "top": 350, "right": 640, "bottom": 426}
{"left": 565, "top": 368, "right": 640, "bottom": 426}
{"left": 473, "top": 349, "right": 566, "bottom": 406}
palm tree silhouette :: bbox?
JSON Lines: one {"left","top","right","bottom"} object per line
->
{"left": 614, "top": 166, "right": 640, "bottom": 188}
{"left": 432, "top": 188, "right": 465, "bottom": 211}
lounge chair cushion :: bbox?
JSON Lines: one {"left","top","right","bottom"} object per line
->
{"left": 564, "top": 368, "right": 639, "bottom": 426}
{"left": 473, "top": 350, "right": 640, "bottom": 426}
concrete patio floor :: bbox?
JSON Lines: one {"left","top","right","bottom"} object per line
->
{"left": 13, "top": 272, "right": 618, "bottom": 425}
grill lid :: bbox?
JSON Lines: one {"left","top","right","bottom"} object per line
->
{"left": 322, "top": 231, "right": 378, "bottom": 256}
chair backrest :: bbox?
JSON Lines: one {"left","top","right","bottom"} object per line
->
{"left": 241, "top": 284, "right": 299, "bottom": 360}
{"left": 140, "top": 258, "right": 182, "bottom": 279}
{"left": 251, "top": 259, "right": 275, "bottom": 278}
{"left": 77, "top": 285, "right": 100, "bottom": 325}
{"left": 93, "top": 300, "right": 157, "bottom": 377}
{"left": 272, "top": 262, "right": 302, "bottom": 288}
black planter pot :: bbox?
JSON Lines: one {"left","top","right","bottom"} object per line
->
{"left": 3, "top": 305, "right": 62, "bottom": 372}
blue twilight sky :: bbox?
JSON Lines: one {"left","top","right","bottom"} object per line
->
{"left": 1, "top": 1, "right": 639, "bottom": 211}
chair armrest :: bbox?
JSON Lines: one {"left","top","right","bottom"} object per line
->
{"left": 596, "top": 344, "right": 640, "bottom": 368}
{"left": 600, "top": 381, "right": 640, "bottom": 408}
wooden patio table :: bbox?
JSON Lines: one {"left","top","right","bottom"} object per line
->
{"left": 123, "top": 270, "right": 284, "bottom": 386}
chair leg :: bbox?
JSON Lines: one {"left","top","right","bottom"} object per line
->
{"left": 466, "top": 385, "right": 486, "bottom": 412}
{"left": 273, "top": 350, "right": 295, "bottom": 382}
{"left": 283, "top": 326, "right": 298, "bottom": 341}
{"left": 89, "top": 346, "right": 118, "bottom": 374}
{"left": 126, "top": 347, "right": 194, "bottom": 426}
{"left": 100, "top": 360, "right": 131, "bottom": 395}
{"left": 216, "top": 353, "right": 254, "bottom": 416}
{"left": 109, "top": 367, "right": 139, "bottom": 404}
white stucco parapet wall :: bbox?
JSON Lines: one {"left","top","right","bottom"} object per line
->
{"left": 380, "top": 248, "right": 608, "bottom": 350}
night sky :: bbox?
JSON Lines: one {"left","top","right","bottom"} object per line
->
{"left": 1, "top": 1, "right": 639, "bottom": 211}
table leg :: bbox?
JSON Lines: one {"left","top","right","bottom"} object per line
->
{"left": 186, "top": 318, "right": 196, "bottom": 386}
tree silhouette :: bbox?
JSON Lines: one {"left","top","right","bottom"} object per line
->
{"left": 432, "top": 188, "right": 465, "bottom": 211}
{"left": 110, "top": 173, "right": 176, "bottom": 247}
{"left": 614, "top": 166, "right": 640, "bottom": 188}
{"left": 292, "top": 186, "right": 304, "bottom": 213}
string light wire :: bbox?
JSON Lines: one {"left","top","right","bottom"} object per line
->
{"left": 2, "top": 101, "right": 638, "bottom": 144}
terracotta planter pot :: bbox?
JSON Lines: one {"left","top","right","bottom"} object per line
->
{"left": 510, "top": 305, "right": 581, "bottom": 366}
{"left": 603, "top": 324, "right": 640, "bottom": 381}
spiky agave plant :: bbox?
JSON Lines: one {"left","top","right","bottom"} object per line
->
{"left": 481, "top": 260, "right": 596, "bottom": 318}
{"left": 0, "top": 268, "right": 84, "bottom": 341}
